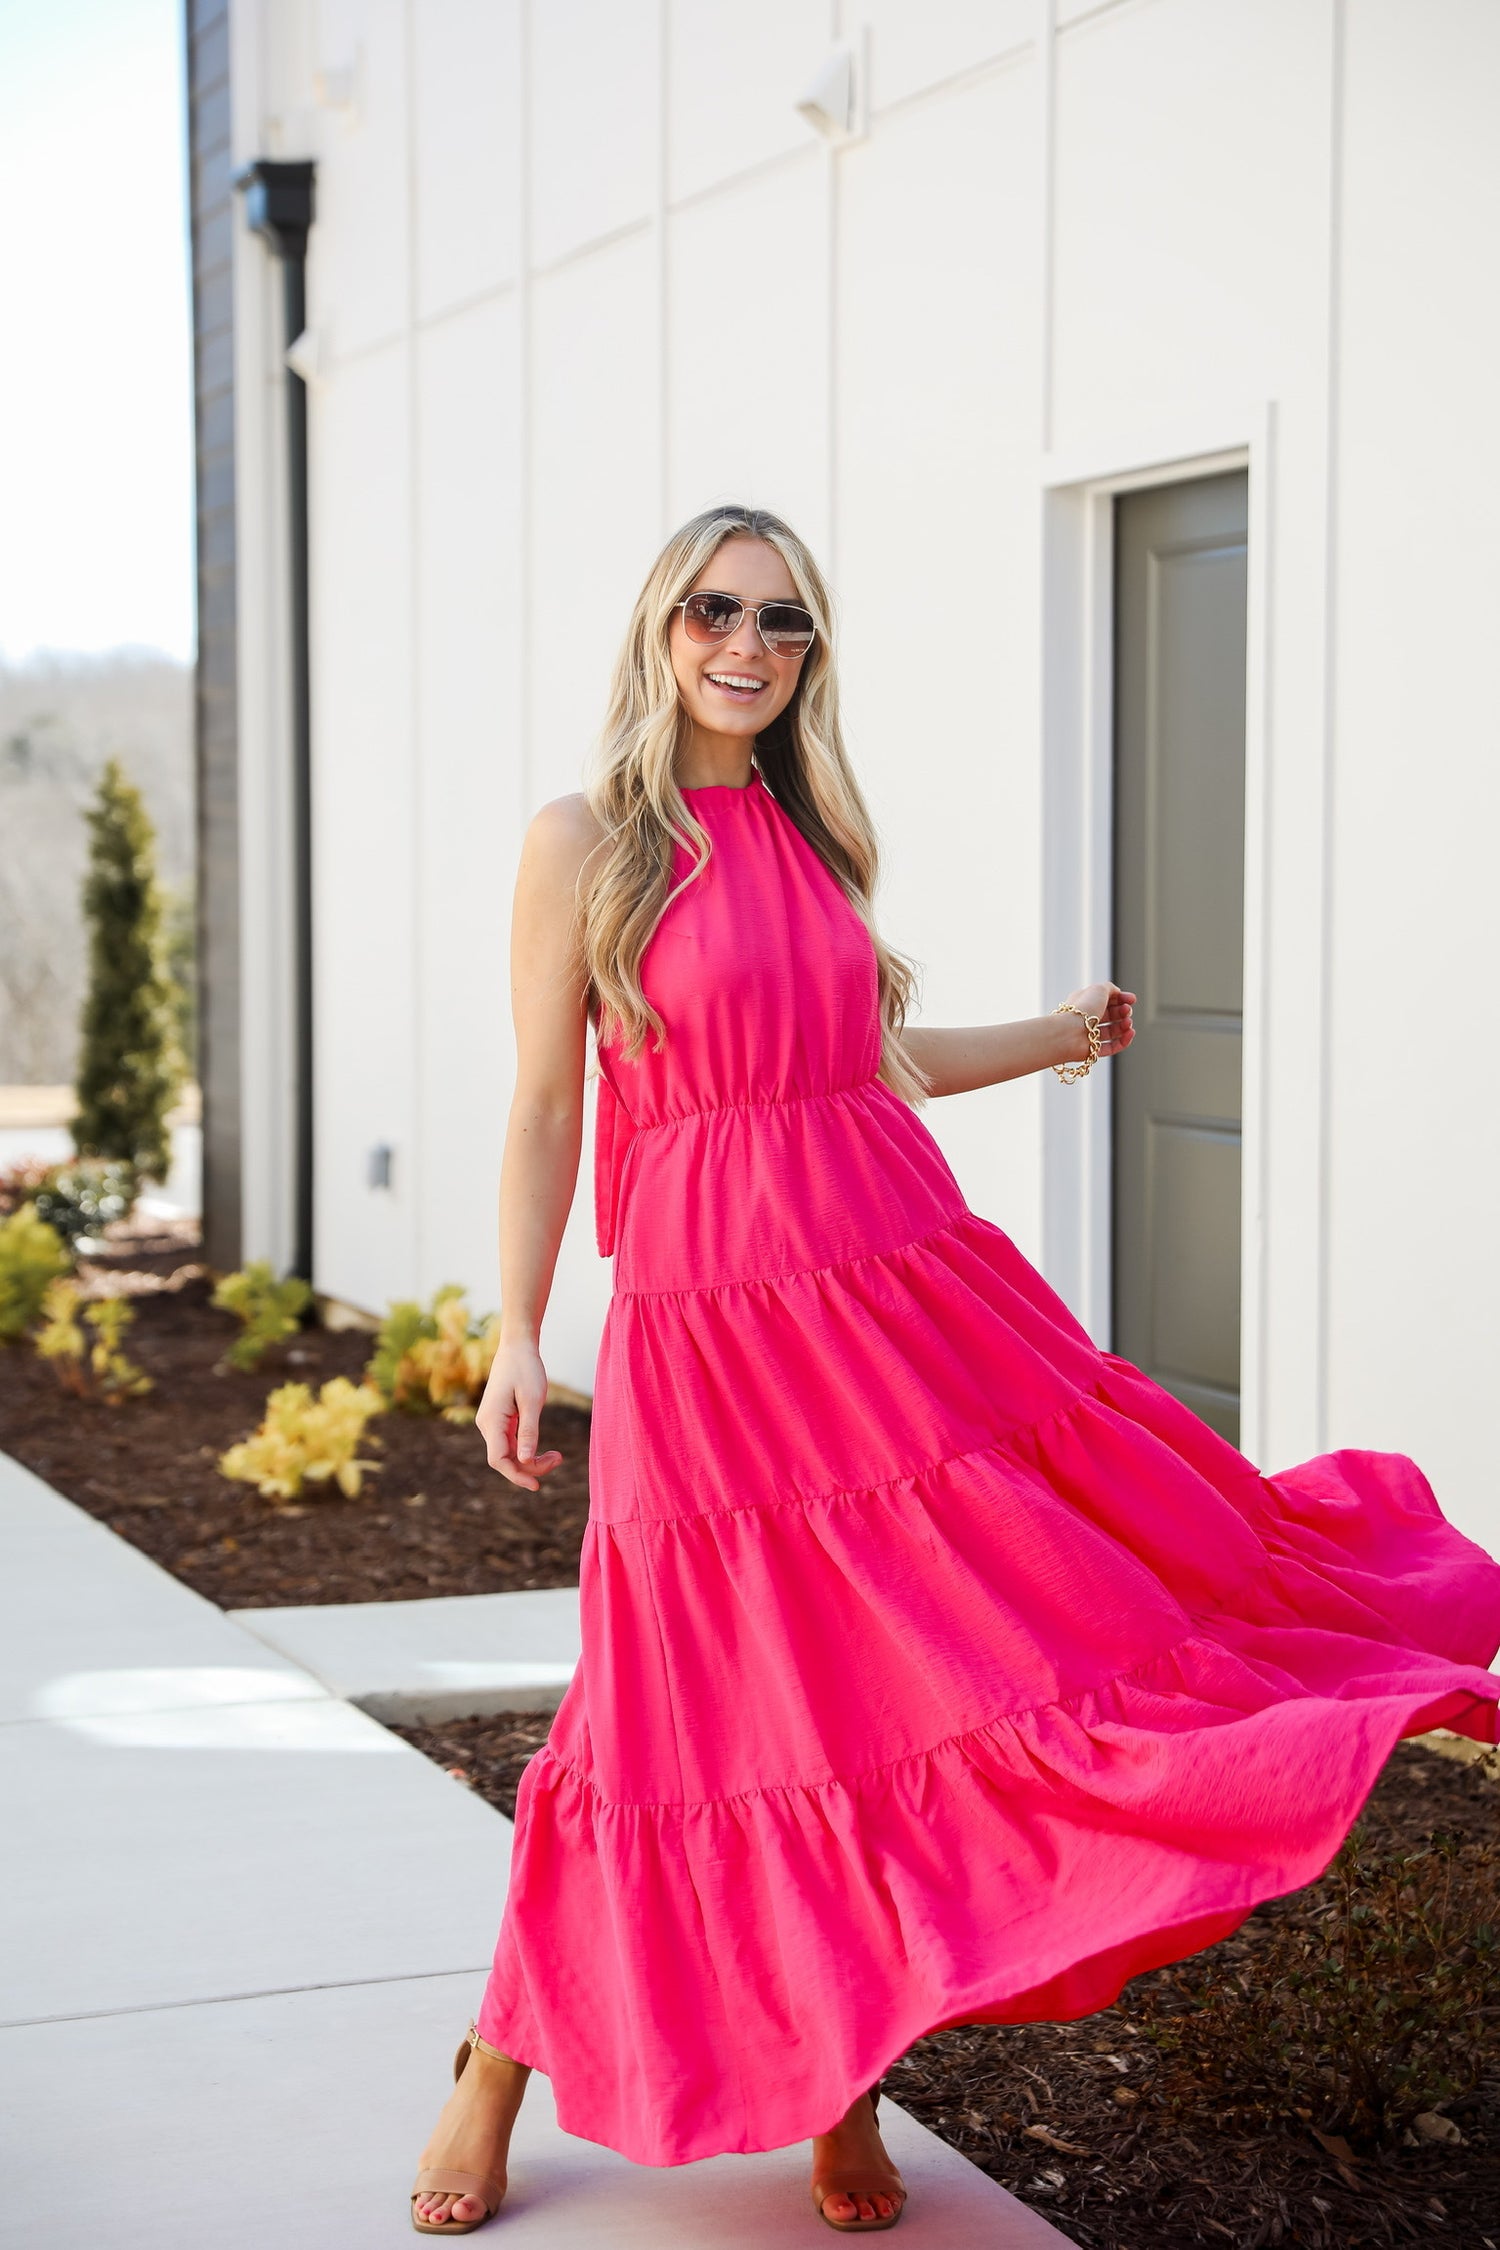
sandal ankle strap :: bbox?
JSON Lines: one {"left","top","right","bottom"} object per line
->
{"left": 463, "top": 2020, "right": 515, "bottom": 2066}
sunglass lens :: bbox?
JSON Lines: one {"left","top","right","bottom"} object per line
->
{"left": 683, "top": 593, "right": 741, "bottom": 641}
{"left": 759, "top": 604, "right": 815, "bottom": 656}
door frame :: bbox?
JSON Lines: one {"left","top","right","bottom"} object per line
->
{"left": 1038, "top": 402, "right": 1275, "bottom": 1463}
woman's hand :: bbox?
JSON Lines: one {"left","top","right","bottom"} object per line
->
{"left": 1062, "top": 982, "right": 1137, "bottom": 1059}
{"left": 476, "top": 1339, "right": 565, "bottom": 1492}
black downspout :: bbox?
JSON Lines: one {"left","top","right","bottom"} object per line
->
{"left": 233, "top": 159, "right": 316, "bottom": 1283}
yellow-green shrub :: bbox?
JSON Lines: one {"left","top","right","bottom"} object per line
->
{"left": 366, "top": 1286, "right": 499, "bottom": 1424}
{"left": 211, "top": 1259, "right": 313, "bottom": 1370}
{"left": 218, "top": 1377, "right": 385, "bottom": 1501}
{"left": 34, "top": 1278, "right": 153, "bottom": 1402}
{"left": 0, "top": 1206, "right": 74, "bottom": 1341}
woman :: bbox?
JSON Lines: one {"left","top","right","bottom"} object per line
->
{"left": 411, "top": 505, "right": 1500, "bottom": 2234}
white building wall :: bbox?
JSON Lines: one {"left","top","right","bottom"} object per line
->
{"left": 229, "top": 0, "right": 1500, "bottom": 1551}
{"left": 1325, "top": 0, "right": 1500, "bottom": 1525}
{"left": 836, "top": 52, "right": 1044, "bottom": 1252}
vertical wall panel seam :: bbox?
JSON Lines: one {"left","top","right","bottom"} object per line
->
{"left": 826, "top": 138, "right": 838, "bottom": 576}
{"left": 825, "top": 2, "right": 840, "bottom": 580}
{"left": 1244, "top": 403, "right": 1277, "bottom": 1467}
{"left": 656, "top": 0, "right": 669, "bottom": 537}
{"left": 1314, "top": 0, "right": 1346, "bottom": 1453}
{"left": 519, "top": 0, "right": 534, "bottom": 824}
{"left": 1038, "top": 0, "right": 1057, "bottom": 456}
{"left": 406, "top": 0, "right": 423, "bottom": 1290}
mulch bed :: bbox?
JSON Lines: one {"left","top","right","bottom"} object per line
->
{"left": 388, "top": 1714, "right": 554, "bottom": 1821}
{"left": 0, "top": 1214, "right": 590, "bottom": 1606}
{"left": 407, "top": 1723, "right": 1498, "bottom": 2248}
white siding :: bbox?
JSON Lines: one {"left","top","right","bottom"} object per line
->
{"left": 1324, "top": 0, "right": 1500, "bottom": 1524}
{"left": 836, "top": 62, "right": 1043, "bottom": 1252}
{"left": 529, "top": 234, "right": 660, "bottom": 801}
{"left": 411, "top": 0, "right": 523, "bottom": 320}
{"left": 413, "top": 294, "right": 522, "bottom": 1318}
{"left": 304, "top": 0, "right": 411, "bottom": 361}
{"left": 307, "top": 338, "right": 418, "bottom": 1313}
{"left": 861, "top": 0, "right": 1031, "bottom": 109}
{"left": 665, "top": 152, "right": 830, "bottom": 545}
{"left": 528, "top": 1, "right": 656, "bottom": 268}
{"left": 666, "top": 2, "right": 834, "bottom": 201}
{"left": 1049, "top": 0, "right": 1330, "bottom": 438}
{"left": 229, "top": 0, "right": 1500, "bottom": 1555}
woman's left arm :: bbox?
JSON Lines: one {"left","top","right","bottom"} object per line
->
{"left": 899, "top": 983, "right": 1136, "bottom": 1098}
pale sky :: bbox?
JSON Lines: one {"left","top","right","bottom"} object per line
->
{"left": 0, "top": 0, "right": 194, "bottom": 665}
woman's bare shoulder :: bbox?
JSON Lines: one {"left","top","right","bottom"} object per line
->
{"left": 523, "top": 793, "right": 610, "bottom": 883}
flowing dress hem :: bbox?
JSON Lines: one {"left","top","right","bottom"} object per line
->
{"left": 477, "top": 1674, "right": 1499, "bottom": 2166}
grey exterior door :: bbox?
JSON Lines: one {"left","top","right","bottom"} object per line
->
{"left": 1111, "top": 471, "right": 1249, "bottom": 1445}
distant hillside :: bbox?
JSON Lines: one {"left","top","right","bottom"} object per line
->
{"left": 0, "top": 650, "right": 192, "bottom": 1084}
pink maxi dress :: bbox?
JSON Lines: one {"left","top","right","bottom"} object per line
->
{"left": 477, "top": 767, "right": 1500, "bottom": 2167}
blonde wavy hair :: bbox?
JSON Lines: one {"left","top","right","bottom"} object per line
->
{"left": 579, "top": 504, "right": 932, "bottom": 1107}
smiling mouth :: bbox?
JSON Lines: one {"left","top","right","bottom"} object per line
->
{"left": 705, "top": 672, "right": 769, "bottom": 699}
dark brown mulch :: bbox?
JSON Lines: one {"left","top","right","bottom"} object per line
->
{"left": 884, "top": 1742, "right": 1499, "bottom": 2249}
{"left": 389, "top": 1714, "right": 555, "bottom": 1821}
{"left": 0, "top": 1214, "right": 591, "bottom": 1607}
{"left": 404, "top": 1726, "right": 1498, "bottom": 2248}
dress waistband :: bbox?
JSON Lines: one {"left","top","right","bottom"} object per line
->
{"left": 591, "top": 1069, "right": 883, "bottom": 1258}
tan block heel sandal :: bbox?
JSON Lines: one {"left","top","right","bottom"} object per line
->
{"left": 811, "top": 2084, "right": 907, "bottom": 2233}
{"left": 409, "top": 2022, "right": 512, "bottom": 2235}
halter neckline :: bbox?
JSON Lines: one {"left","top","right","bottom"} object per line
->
{"left": 679, "top": 769, "right": 763, "bottom": 794}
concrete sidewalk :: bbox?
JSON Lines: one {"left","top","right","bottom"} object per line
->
{"left": 233, "top": 1585, "right": 581, "bottom": 1721}
{"left": 1, "top": 1449, "right": 1071, "bottom": 2247}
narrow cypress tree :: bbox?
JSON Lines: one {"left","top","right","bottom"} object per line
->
{"left": 73, "top": 758, "right": 183, "bottom": 1183}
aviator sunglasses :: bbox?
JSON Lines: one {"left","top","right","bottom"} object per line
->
{"left": 673, "top": 590, "right": 817, "bottom": 659}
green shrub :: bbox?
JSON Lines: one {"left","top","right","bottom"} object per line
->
{"left": 29, "top": 1158, "right": 137, "bottom": 1248}
{"left": 218, "top": 1377, "right": 386, "bottom": 1501}
{"left": 211, "top": 1260, "right": 313, "bottom": 1371}
{"left": 366, "top": 1285, "right": 499, "bottom": 1423}
{"left": 34, "top": 1277, "right": 153, "bottom": 1402}
{"left": 160, "top": 879, "right": 198, "bottom": 1076}
{"left": 73, "top": 758, "right": 184, "bottom": 1182}
{"left": 0, "top": 1205, "right": 73, "bottom": 1340}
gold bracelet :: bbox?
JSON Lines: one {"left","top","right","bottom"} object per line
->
{"left": 1051, "top": 1002, "right": 1103, "bottom": 1084}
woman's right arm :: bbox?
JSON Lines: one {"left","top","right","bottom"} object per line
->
{"left": 476, "top": 794, "right": 606, "bottom": 1492}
